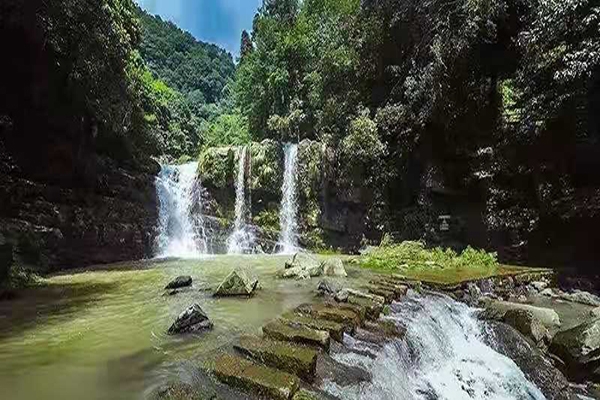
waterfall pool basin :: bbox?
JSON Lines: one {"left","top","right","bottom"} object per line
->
{"left": 0, "top": 255, "right": 368, "bottom": 400}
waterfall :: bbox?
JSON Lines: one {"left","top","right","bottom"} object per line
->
{"left": 323, "top": 294, "right": 546, "bottom": 400}
{"left": 155, "top": 162, "right": 208, "bottom": 258}
{"left": 227, "top": 146, "right": 254, "bottom": 254}
{"left": 278, "top": 143, "right": 299, "bottom": 254}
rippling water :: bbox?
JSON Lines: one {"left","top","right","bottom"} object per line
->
{"left": 0, "top": 255, "right": 329, "bottom": 400}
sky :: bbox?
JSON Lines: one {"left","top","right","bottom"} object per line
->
{"left": 135, "top": 0, "right": 262, "bottom": 57}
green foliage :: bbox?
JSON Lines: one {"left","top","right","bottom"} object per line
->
{"left": 360, "top": 240, "right": 498, "bottom": 272}
{"left": 202, "top": 111, "right": 251, "bottom": 149}
{"left": 136, "top": 7, "right": 235, "bottom": 103}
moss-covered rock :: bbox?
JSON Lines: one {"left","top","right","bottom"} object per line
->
{"left": 262, "top": 320, "right": 330, "bottom": 351}
{"left": 292, "top": 389, "right": 321, "bottom": 400}
{"left": 347, "top": 295, "right": 383, "bottom": 321}
{"left": 198, "top": 146, "right": 235, "bottom": 190}
{"left": 250, "top": 139, "right": 284, "bottom": 199}
{"left": 234, "top": 335, "right": 318, "bottom": 382}
{"left": 296, "top": 303, "right": 361, "bottom": 329}
{"left": 151, "top": 382, "right": 207, "bottom": 400}
{"left": 279, "top": 311, "right": 347, "bottom": 342}
{"left": 366, "top": 286, "right": 396, "bottom": 303}
{"left": 213, "top": 353, "right": 300, "bottom": 400}
{"left": 214, "top": 267, "right": 258, "bottom": 297}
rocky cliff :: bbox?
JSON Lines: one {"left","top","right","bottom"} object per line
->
{"left": 0, "top": 138, "right": 159, "bottom": 274}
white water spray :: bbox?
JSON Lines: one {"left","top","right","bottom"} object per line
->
{"left": 155, "top": 162, "right": 208, "bottom": 258}
{"left": 323, "top": 294, "right": 546, "bottom": 400}
{"left": 278, "top": 143, "right": 299, "bottom": 254}
{"left": 227, "top": 146, "right": 254, "bottom": 254}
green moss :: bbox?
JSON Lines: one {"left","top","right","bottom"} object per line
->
{"left": 250, "top": 139, "right": 283, "bottom": 194}
{"left": 297, "top": 303, "right": 361, "bottom": 328}
{"left": 279, "top": 312, "right": 346, "bottom": 342}
{"left": 293, "top": 389, "right": 321, "bottom": 400}
{"left": 235, "top": 335, "right": 318, "bottom": 382}
{"left": 198, "top": 146, "right": 234, "bottom": 189}
{"left": 253, "top": 209, "right": 280, "bottom": 235}
{"left": 213, "top": 353, "right": 300, "bottom": 400}
{"left": 382, "top": 305, "right": 391, "bottom": 316}
{"left": 262, "top": 320, "right": 330, "bottom": 351}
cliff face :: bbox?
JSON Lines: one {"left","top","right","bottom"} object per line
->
{"left": 0, "top": 140, "right": 159, "bottom": 273}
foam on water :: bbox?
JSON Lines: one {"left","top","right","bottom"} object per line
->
{"left": 323, "top": 294, "right": 546, "bottom": 400}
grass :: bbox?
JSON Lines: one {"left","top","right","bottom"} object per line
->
{"left": 359, "top": 239, "right": 547, "bottom": 285}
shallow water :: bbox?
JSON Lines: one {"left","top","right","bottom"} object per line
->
{"left": 0, "top": 255, "right": 355, "bottom": 400}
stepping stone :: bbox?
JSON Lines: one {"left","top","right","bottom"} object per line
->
{"left": 347, "top": 295, "right": 383, "bottom": 320}
{"left": 234, "top": 335, "right": 318, "bottom": 382}
{"left": 213, "top": 354, "right": 299, "bottom": 400}
{"left": 263, "top": 320, "right": 330, "bottom": 352}
{"left": 343, "top": 288, "right": 385, "bottom": 305}
{"left": 296, "top": 303, "right": 361, "bottom": 329}
{"left": 279, "top": 312, "right": 347, "bottom": 342}
{"left": 363, "top": 319, "right": 405, "bottom": 339}
{"left": 371, "top": 281, "right": 408, "bottom": 298}
{"left": 366, "top": 286, "right": 395, "bottom": 303}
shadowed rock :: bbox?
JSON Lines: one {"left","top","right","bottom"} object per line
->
{"left": 214, "top": 267, "right": 258, "bottom": 297}
{"left": 503, "top": 309, "right": 551, "bottom": 349}
{"left": 165, "top": 275, "right": 192, "bottom": 290}
{"left": 550, "top": 317, "right": 600, "bottom": 382}
{"left": 168, "top": 304, "right": 213, "bottom": 335}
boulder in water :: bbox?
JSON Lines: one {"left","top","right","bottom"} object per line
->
{"left": 484, "top": 301, "right": 561, "bottom": 331}
{"left": 281, "top": 253, "right": 324, "bottom": 279}
{"left": 317, "top": 280, "right": 340, "bottom": 297}
{"left": 323, "top": 258, "right": 347, "bottom": 277}
{"left": 560, "top": 291, "right": 600, "bottom": 307}
{"left": 503, "top": 309, "right": 551, "bottom": 349}
{"left": 550, "top": 317, "right": 600, "bottom": 382}
{"left": 214, "top": 267, "right": 258, "bottom": 296}
{"left": 168, "top": 304, "right": 213, "bottom": 335}
{"left": 165, "top": 275, "right": 192, "bottom": 290}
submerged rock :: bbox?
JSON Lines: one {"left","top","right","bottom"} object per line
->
{"left": 214, "top": 267, "right": 258, "bottom": 297}
{"left": 168, "top": 304, "right": 213, "bottom": 335}
{"left": 322, "top": 258, "right": 347, "bottom": 277}
{"left": 164, "top": 275, "right": 192, "bottom": 290}
{"left": 151, "top": 382, "right": 203, "bottom": 400}
{"left": 550, "top": 317, "right": 600, "bottom": 382}
{"left": 503, "top": 309, "right": 550, "bottom": 349}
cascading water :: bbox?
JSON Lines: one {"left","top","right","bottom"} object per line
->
{"left": 227, "top": 146, "right": 254, "bottom": 254}
{"left": 155, "top": 162, "right": 208, "bottom": 258}
{"left": 278, "top": 143, "right": 299, "bottom": 254}
{"left": 323, "top": 293, "right": 546, "bottom": 400}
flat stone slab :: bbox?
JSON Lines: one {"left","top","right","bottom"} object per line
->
{"left": 370, "top": 280, "right": 408, "bottom": 298}
{"left": 263, "top": 320, "right": 330, "bottom": 352}
{"left": 213, "top": 353, "right": 299, "bottom": 400}
{"left": 296, "top": 303, "right": 361, "bottom": 329}
{"left": 292, "top": 389, "right": 321, "bottom": 400}
{"left": 280, "top": 312, "right": 347, "bottom": 342}
{"left": 366, "top": 286, "right": 396, "bottom": 303}
{"left": 234, "top": 335, "right": 318, "bottom": 382}
{"left": 347, "top": 295, "right": 383, "bottom": 321}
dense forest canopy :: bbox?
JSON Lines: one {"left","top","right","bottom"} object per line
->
{"left": 0, "top": 0, "right": 598, "bottom": 265}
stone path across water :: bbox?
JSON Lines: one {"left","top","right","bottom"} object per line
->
{"left": 204, "top": 278, "right": 409, "bottom": 400}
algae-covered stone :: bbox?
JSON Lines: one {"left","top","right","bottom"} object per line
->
{"left": 165, "top": 275, "right": 192, "bottom": 290}
{"left": 296, "top": 303, "right": 361, "bottom": 329}
{"left": 363, "top": 319, "right": 405, "bottom": 339}
{"left": 344, "top": 288, "right": 385, "bottom": 305}
{"left": 550, "top": 318, "right": 600, "bottom": 382}
{"left": 198, "top": 146, "right": 235, "bottom": 189}
{"left": 322, "top": 258, "right": 347, "bottom": 277}
{"left": 293, "top": 389, "right": 321, "bottom": 400}
{"left": 168, "top": 304, "right": 213, "bottom": 335}
{"left": 263, "top": 320, "right": 330, "bottom": 351}
{"left": 213, "top": 353, "right": 299, "bottom": 400}
{"left": 235, "top": 335, "right": 318, "bottom": 382}
{"left": 214, "top": 267, "right": 258, "bottom": 297}
{"left": 151, "top": 382, "right": 204, "bottom": 400}
{"left": 279, "top": 312, "right": 347, "bottom": 342}
{"left": 367, "top": 286, "right": 395, "bottom": 303}
{"left": 316, "top": 280, "right": 340, "bottom": 297}
{"left": 347, "top": 295, "right": 383, "bottom": 321}
{"left": 282, "top": 253, "right": 324, "bottom": 279}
